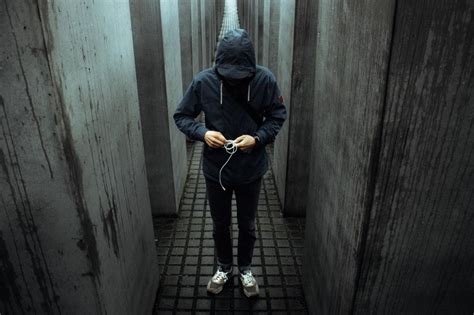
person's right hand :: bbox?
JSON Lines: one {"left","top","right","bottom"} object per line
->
{"left": 204, "top": 131, "right": 227, "bottom": 148}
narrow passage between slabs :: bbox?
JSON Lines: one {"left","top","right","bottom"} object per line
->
{"left": 153, "top": 142, "right": 308, "bottom": 314}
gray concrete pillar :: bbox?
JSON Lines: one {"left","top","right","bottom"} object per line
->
{"left": 262, "top": 0, "right": 271, "bottom": 67}
{"left": 244, "top": 0, "right": 252, "bottom": 36}
{"left": 272, "top": 0, "right": 295, "bottom": 211}
{"left": 252, "top": 0, "right": 259, "bottom": 59}
{"left": 210, "top": 1, "right": 215, "bottom": 62}
{"left": 237, "top": 0, "right": 244, "bottom": 29}
{"left": 159, "top": 0, "right": 187, "bottom": 210}
{"left": 304, "top": 0, "right": 474, "bottom": 314}
{"left": 217, "top": 0, "right": 225, "bottom": 34}
{"left": 200, "top": 0, "right": 208, "bottom": 68}
{"left": 191, "top": 0, "right": 202, "bottom": 74}
{"left": 209, "top": 0, "right": 217, "bottom": 64}
{"left": 244, "top": 0, "right": 251, "bottom": 32}
{"left": 268, "top": 0, "right": 280, "bottom": 77}
{"left": 206, "top": 0, "right": 212, "bottom": 64}
{"left": 303, "top": 0, "right": 396, "bottom": 312}
{"left": 283, "top": 0, "right": 318, "bottom": 216}
{"left": 245, "top": 0, "right": 252, "bottom": 33}
{"left": 179, "top": 1, "right": 193, "bottom": 90}
{"left": 1, "top": 1, "right": 159, "bottom": 313}
{"left": 257, "top": 0, "right": 264, "bottom": 64}
{"left": 129, "top": 0, "right": 187, "bottom": 215}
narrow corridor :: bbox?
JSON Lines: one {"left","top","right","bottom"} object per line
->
{"left": 153, "top": 142, "right": 307, "bottom": 314}
{"left": 2, "top": 0, "right": 472, "bottom": 314}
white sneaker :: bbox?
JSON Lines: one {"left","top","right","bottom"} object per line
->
{"left": 207, "top": 267, "right": 232, "bottom": 294}
{"left": 240, "top": 270, "right": 259, "bottom": 298}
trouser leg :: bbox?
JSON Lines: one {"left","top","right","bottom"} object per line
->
{"left": 234, "top": 177, "right": 262, "bottom": 272}
{"left": 205, "top": 177, "right": 233, "bottom": 270}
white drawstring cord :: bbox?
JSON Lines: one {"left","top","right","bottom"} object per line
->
{"left": 217, "top": 82, "right": 251, "bottom": 190}
{"left": 219, "top": 140, "right": 238, "bottom": 191}
{"left": 220, "top": 81, "right": 223, "bottom": 105}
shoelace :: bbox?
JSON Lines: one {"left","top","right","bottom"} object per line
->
{"left": 241, "top": 272, "right": 255, "bottom": 286}
{"left": 213, "top": 270, "right": 229, "bottom": 282}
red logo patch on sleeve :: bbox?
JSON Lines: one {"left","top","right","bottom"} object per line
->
{"left": 278, "top": 95, "right": 284, "bottom": 104}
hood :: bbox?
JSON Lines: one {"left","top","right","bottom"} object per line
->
{"left": 215, "top": 29, "right": 256, "bottom": 80}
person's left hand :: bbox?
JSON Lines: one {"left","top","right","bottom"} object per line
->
{"left": 234, "top": 135, "right": 256, "bottom": 153}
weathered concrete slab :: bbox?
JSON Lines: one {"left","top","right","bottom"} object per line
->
{"left": 1, "top": 1, "right": 159, "bottom": 313}
{"left": 304, "top": 0, "right": 474, "bottom": 314}
{"left": 268, "top": 0, "right": 280, "bottom": 77}
{"left": 273, "top": 0, "right": 295, "bottom": 211}
{"left": 179, "top": 1, "right": 193, "bottom": 91}
{"left": 252, "top": 0, "right": 260, "bottom": 63}
{"left": 130, "top": 0, "right": 187, "bottom": 215}
{"left": 302, "top": 0, "right": 395, "bottom": 313}
{"left": 257, "top": 0, "right": 264, "bottom": 64}
{"left": 262, "top": 0, "right": 271, "bottom": 67}
{"left": 353, "top": 1, "right": 474, "bottom": 313}
{"left": 160, "top": 0, "right": 188, "bottom": 212}
{"left": 191, "top": 0, "right": 203, "bottom": 74}
{"left": 283, "top": 0, "right": 319, "bottom": 216}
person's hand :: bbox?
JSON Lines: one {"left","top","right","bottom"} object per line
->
{"left": 234, "top": 135, "right": 256, "bottom": 153}
{"left": 204, "top": 131, "right": 227, "bottom": 148}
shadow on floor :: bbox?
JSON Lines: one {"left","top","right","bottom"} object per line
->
{"left": 153, "top": 142, "right": 308, "bottom": 314}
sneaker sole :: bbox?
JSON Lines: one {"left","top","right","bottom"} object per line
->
{"left": 207, "top": 281, "right": 224, "bottom": 295}
{"left": 242, "top": 283, "right": 259, "bottom": 298}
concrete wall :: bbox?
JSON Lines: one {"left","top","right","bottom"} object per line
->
{"left": 207, "top": 0, "right": 217, "bottom": 64}
{"left": 268, "top": 0, "right": 280, "bottom": 77}
{"left": 0, "top": 1, "right": 159, "bottom": 314}
{"left": 283, "top": 0, "right": 318, "bottom": 216}
{"left": 262, "top": 0, "right": 271, "bottom": 67}
{"left": 200, "top": 0, "right": 209, "bottom": 68}
{"left": 179, "top": 1, "right": 194, "bottom": 91}
{"left": 303, "top": 0, "right": 474, "bottom": 314}
{"left": 195, "top": 0, "right": 219, "bottom": 68}
{"left": 191, "top": 0, "right": 202, "bottom": 75}
{"left": 302, "top": 0, "right": 395, "bottom": 312}
{"left": 205, "top": 0, "right": 217, "bottom": 66}
{"left": 272, "top": 0, "right": 295, "bottom": 209}
{"left": 237, "top": 0, "right": 244, "bottom": 29}
{"left": 130, "top": 0, "right": 187, "bottom": 216}
{"left": 238, "top": 0, "right": 253, "bottom": 40}
{"left": 257, "top": 0, "right": 264, "bottom": 64}
{"left": 160, "top": 1, "right": 188, "bottom": 213}
{"left": 216, "top": 0, "right": 225, "bottom": 33}
{"left": 353, "top": 1, "right": 474, "bottom": 313}
{"left": 252, "top": 0, "right": 260, "bottom": 62}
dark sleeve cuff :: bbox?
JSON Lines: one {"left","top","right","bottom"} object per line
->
{"left": 253, "top": 131, "right": 265, "bottom": 147}
{"left": 195, "top": 125, "right": 209, "bottom": 141}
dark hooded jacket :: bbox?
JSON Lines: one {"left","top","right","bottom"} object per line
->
{"left": 173, "top": 29, "right": 287, "bottom": 185}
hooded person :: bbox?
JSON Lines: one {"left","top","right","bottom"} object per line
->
{"left": 173, "top": 29, "right": 287, "bottom": 298}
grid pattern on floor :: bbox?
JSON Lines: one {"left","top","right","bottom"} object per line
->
{"left": 153, "top": 142, "right": 307, "bottom": 314}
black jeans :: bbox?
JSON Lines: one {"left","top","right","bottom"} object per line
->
{"left": 205, "top": 177, "right": 262, "bottom": 272}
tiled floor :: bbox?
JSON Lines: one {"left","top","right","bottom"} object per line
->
{"left": 153, "top": 142, "right": 307, "bottom": 314}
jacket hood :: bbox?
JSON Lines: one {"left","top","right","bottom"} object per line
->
{"left": 215, "top": 29, "right": 256, "bottom": 80}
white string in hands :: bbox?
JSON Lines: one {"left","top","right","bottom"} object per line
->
{"left": 219, "top": 140, "right": 238, "bottom": 191}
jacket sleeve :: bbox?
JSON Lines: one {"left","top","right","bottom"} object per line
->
{"left": 253, "top": 77, "right": 287, "bottom": 145}
{"left": 173, "top": 79, "right": 209, "bottom": 141}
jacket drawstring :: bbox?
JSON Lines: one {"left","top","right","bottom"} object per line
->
{"left": 220, "top": 80, "right": 223, "bottom": 105}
